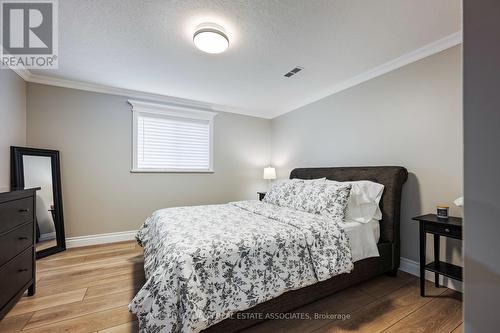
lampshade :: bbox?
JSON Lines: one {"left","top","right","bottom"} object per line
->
{"left": 263, "top": 167, "right": 276, "bottom": 180}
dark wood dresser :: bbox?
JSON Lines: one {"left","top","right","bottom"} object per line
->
{"left": 0, "top": 188, "right": 39, "bottom": 319}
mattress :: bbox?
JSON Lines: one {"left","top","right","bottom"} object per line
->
{"left": 341, "top": 218, "right": 380, "bottom": 262}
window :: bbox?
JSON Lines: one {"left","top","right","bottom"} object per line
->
{"left": 130, "top": 100, "right": 216, "bottom": 172}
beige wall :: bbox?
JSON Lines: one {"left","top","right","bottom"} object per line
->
{"left": 271, "top": 46, "right": 463, "bottom": 276}
{"left": 0, "top": 69, "right": 26, "bottom": 192}
{"left": 26, "top": 84, "right": 271, "bottom": 237}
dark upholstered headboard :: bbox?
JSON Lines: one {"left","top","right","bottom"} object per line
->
{"left": 290, "top": 166, "right": 408, "bottom": 245}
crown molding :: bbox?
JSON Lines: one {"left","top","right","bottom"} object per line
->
{"left": 271, "top": 30, "right": 463, "bottom": 118}
{"left": 20, "top": 72, "right": 270, "bottom": 118}
{"left": 12, "top": 30, "right": 461, "bottom": 120}
{"left": 11, "top": 66, "right": 31, "bottom": 81}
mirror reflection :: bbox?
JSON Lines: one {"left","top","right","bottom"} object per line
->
{"left": 23, "top": 155, "right": 57, "bottom": 252}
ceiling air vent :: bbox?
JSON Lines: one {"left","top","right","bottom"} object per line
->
{"left": 284, "top": 66, "right": 303, "bottom": 78}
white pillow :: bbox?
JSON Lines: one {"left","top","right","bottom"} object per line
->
{"left": 326, "top": 180, "right": 384, "bottom": 223}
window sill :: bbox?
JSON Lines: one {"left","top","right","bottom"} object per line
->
{"left": 130, "top": 168, "right": 215, "bottom": 173}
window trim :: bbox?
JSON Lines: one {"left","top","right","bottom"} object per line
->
{"left": 129, "top": 100, "right": 217, "bottom": 173}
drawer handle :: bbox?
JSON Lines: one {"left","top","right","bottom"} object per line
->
{"left": 18, "top": 268, "right": 28, "bottom": 273}
{"left": 445, "top": 228, "right": 450, "bottom": 233}
{"left": 18, "top": 237, "right": 28, "bottom": 240}
{"left": 18, "top": 208, "right": 30, "bottom": 213}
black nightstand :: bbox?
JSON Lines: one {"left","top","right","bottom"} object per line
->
{"left": 257, "top": 192, "right": 266, "bottom": 201}
{"left": 412, "top": 214, "right": 463, "bottom": 296}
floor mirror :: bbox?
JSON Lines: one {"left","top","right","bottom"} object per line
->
{"left": 11, "top": 147, "right": 66, "bottom": 259}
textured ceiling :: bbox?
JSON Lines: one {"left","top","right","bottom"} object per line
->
{"left": 30, "top": 0, "right": 461, "bottom": 118}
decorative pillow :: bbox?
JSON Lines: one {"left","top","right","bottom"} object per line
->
{"left": 263, "top": 178, "right": 326, "bottom": 210}
{"left": 320, "top": 183, "right": 352, "bottom": 220}
{"left": 263, "top": 179, "right": 303, "bottom": 207}
{"left": 291, "top": 182, "right": 352, "bottom": 219}
{"left": 289, "top": 181, "right": 330, "bottom": 213}
{"left": 264, "top": 179, "right": 351, "bottom": 222}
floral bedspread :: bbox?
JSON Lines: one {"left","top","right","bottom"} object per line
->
{"left": 129, "top": 200, "right": 353, "bottom": 333}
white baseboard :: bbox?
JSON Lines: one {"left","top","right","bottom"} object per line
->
{"left": 66, "top": 230, "right": 138, "bottom": 248}
{"left": 399, "top": 257, "right": 463, "bottom": 292}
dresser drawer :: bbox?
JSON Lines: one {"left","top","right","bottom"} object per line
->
{"left": 0, "top": 248, "right": 33, "bottom": 308}
{"left": 0, "top": 197, "right": 34, "bottom": 234}
{"left": 425, "top": 223, "right": 462, "bottom": 239}
{"left": 0, "top": 222, "right": 33, "bottom": 267}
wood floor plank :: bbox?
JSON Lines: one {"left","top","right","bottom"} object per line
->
{"left": 37, "top": 256, "right": 86, "bottom": 272}
{"left": 24, "top": 289, "right": 137, "bottom": 330}
{"left": 311, "top": 279, "right": 446, "bottom": 333}
{"left": 83, "top": 248, "right": 143, "bottom": 263}
{"left": 36, "top": 264, "right": 143, "bottom": 292}
{"left": 357, "top": 271, "right": 414, "bottom": 299}
{"left": 21, "top": 305, "right": 134, "bottom": 333}
{"left": 382, "top": 289, "right": 463, "bottom": 333}
{"left": 41, "top": 242, "right": 136, "bottom": 260}
{"left": 84, "top": 277, "right": 144, "bottom": 300}
{"left": 0, "top": 313, "right": 33, "bottom": 332}
{"left": 5, "top": 289, "right": 87, "bottom": 318}
{"left": 36, "top": 270, "right": 145, "bottom": 297}
{"left": 98, "top": 320, "right": 139, "bottom": 333}
{"left": 452, "top": 322, "right": 464, "bottom": 333}
{"left": 27, "top": 282, "right": 94, "bottom": 299}
{"left": 37, "top": 255, "right": 143, "bottom": 282}
{"left": 37, "top": 248, "right": 142, "bottom": 273}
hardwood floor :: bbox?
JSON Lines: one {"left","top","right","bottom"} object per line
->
{"left": 0, "top": 241, "right": 463, "bottom": 332}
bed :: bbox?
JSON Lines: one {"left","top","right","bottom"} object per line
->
{"left": 130, "top": 166, "right": 408, "bottom": 333}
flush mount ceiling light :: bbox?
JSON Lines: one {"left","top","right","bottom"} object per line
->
{"left": 193, "top": 23, "right": 229, "bottom": 54}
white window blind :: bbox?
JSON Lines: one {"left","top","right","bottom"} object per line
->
{"left": 130, "top": 100, "right": 216, "bottom": 172}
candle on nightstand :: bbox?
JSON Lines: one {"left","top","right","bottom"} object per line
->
{"left": 437, "top": 205, "right": 449, "bottom": 220}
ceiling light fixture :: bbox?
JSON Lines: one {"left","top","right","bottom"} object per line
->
{"left": 193, "top": 23, "right": 229, "bottom": 54}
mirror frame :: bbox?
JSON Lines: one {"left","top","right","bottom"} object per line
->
{"left": 11, "top": 146, "right": 66, "bottom": 259}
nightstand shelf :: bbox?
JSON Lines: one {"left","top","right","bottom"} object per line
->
{"left": 425, "top": 261, "right": 462, "bottom": 281}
